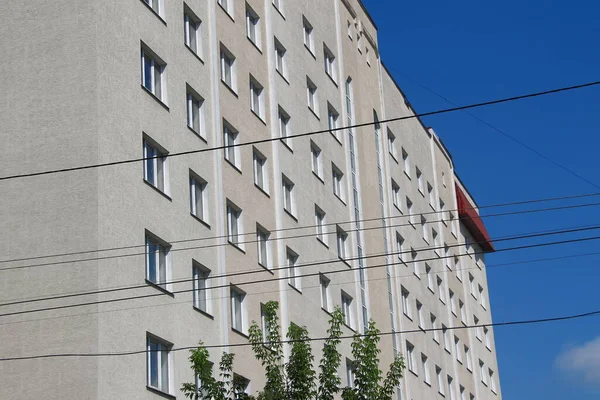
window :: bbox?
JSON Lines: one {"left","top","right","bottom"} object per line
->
{"left": 407, "top": 197, "right": 415, "bottom": 225}
{"left": 474, "top": 315, "right": 481, "bottom": 341}
{"left": 274, "top": 38, "right": 287, "bottom": 78}
{"left": 444, "top": 244, "right": 451, "bottom": 269}
{"left": 220, "top": 45, "right": 236, "bottom": 91}
{"left": 443, "top": 325, "right": 451, "bottom": 352}
{"left": 233, "top": 374, "right": 250, "bottom": 399}
{"left": 307, "top": 77, "right": 318, "bottom": 114}
{"left": 437, "top": 276, "right": 445, "bottom": 303}
{"left": 416, "top": 167, "right": 424, "bottom": 194}
{"left": 278, "top": 106, "right": 291, "bottom": 146}
{"left": 402, "top": 148, "right": 410, "bottom": 176}
{"left": 466, "top": 237, "right": 472, "bottom": 256}
{"left": 256, "top": 224, "right": 270, "bottom": 268}
{"left": 187, "top": 87, "right": 205, "bottom": 135}
{"left": 489, "top": 369, "right": 497, "bottom": 393}
{"left": 450, "top": 211, "right": 458, "bottom": 236}
{"left": 440, "top": 199, "right": 447, "bottom": 224}
{"left": 387, "top": 129, "right": 397, "bottom": 159}
{"left": 217, "top": 0, "right": 232, "bottom": 16}
{"left": 470, "top": 395, "right": 475, "bottom": 400}
{"left": 469, "top": 273, "right": 476, "bottom": 297}
{"left": 332, "top": 164, "right": 344, "bottom": 200}
{"left": 426, "top": 264, "right": 434, "bottom": 291}
{"left": 311, "top": 141, "right": 322, "bottom": 178}
{"left": 479, "top": 360, "right": 488, "bottom": 386}
{"left": 448, "top": 375, "right": 456, "bottom": 400}
{"left": 315, "top": 206, "right": 327, "bottom": 244}
{"left": 147, "top": 334, "right": 172, "bottom": 394}
{"left": 416, "top": 300, "right": 424, "bottom": 328}
{"left": 411, "top": 248, "right": 420, "bottom": 277}
{"left": 282, "top": 175, "right": 296, "bottom": 216}
{"left": 146, "top": 234, "right": 170, "bottom": 290}
{"left": 431, "top": 313, "right": 440, "bottom": 343}
{"left": 320, "top": 274, "right": 330, "bottom": 311}
{"left": 249, "top": 76, "right": 265, "bottom": 119}
{"left": 422, "top": 353, "right": 430, "bottom": 384}
{"left": 141, "top": 45, "right": 166, "bottom": 101}
{"left": 450, "top": 289, "right": 457, "bottom": 315}
{"left": 143, "top": 0, "right": 162, "bottom": 16}
{"left": 246, "top": 4, "right": 261, "bottom": 48}
{"left": 226, "top": 201, "right": 243, "bottom": 247}
{"left": 460, "top": 300, "right": 467, "bottom": 325}
{"left": 328, "top": 104, "right": 340, "bottom": 141}
{"left": 336, "top": 226, "right": 348, "bottom": 260}
{"left": 460, "top": 386, "right": 466, "bottom": 400}
{"left": 184, "top": 7, "right": 202, "bottom": 56}
{"left": 455, "top": 336, "right": 462, "bottom": 363}
{"left": 287, "top": 248, "right": 300, "bottom": 289}
{"left": 396, "top": 233, "right": 405, "bottom": 262}
{"left": 432, "top": 228, "right": 440, "bottom": 253}
{"left": 341, "top": 291, "right": 353, "bottom": 327}
{"left": 405, "top": 341, "right": 416, "bottom": 374}
{"left": 401, "top": 287, "right": 411, "bottom": 318}
{"left": 323, "top": 44, "right": 336, "bottom": 81}
{"left": 479, "top": 285, "right": 486, "bottom": 309}
{"left": 253, "top": 148, "right": 268, "bottom": 192}
{"left": 442, "top": 171, "right": 447, "bottom": 187}
{"left": 391, "top": 180, "right": 401, "bottom": 211}
{"left": 230, "top": 286, "right": 246, "bottom": 333}
{"left": 303, "top": 16, "right": 314, "bottom": 53}
{"left": 465, "top": 345, "right": 473, "bottom": 371}
{"left": 347, "top": 20, "right": 353, "bottom": 39}
{"left": 193, "top": 262, "right": 210, "bottom": 313}
{"left": 223, "top": 122, "right": 240, "bottom": 168}
{"left": 484, "top": 327, "right": 491, "bottom": 349}
{"left": 346, "top": 359, "right": 357, "bottom": 388}
{"left": 143, "top": 137, "right": 168, "bottom": 193}
{"left": 189, "top": 173, "right": 207, "bottom": 222}
{"left": 421, "top": 215, "right": 428, "bottom": 242}
{"left": 436, "top": 366, "right": 444, "bottom": 396}
{"left": 427, "top": 182, "right": 435, "bottom": 208}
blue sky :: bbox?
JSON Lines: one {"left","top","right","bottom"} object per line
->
{"left": 362, "top": 0, "right": 600, "bottom": 398}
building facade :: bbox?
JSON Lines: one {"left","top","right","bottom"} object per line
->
{"left": 0, "top": 0, "right": 501, "bottom": 399}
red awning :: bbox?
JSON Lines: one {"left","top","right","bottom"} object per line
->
{"left": 455, "top": 184, "right": 494, "bottom": 252}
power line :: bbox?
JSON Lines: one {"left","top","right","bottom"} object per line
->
{"left": 390, "top": 68, "right": 600, "bottom": 190}
{"left": 1, "top": 80, "right": 599, "bottom": 183}
{"left": 3, "top": 189, "right": 600, "bottom": 266}
{"left": 3, "top": 230, "right": 598, "bottom": 318}
{"left": 4, "top": 197, "right": 600, "bottom": 274}
{"left": 1, "top": 308, "right": 598, "bottom": 361}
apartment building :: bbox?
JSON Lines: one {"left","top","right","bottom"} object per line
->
{"left": 0, "top": 0, "right": 501, "bottom": 399}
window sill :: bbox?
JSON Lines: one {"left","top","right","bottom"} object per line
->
{"left": 139, "top": 0, "right": 167, "bottom": 25}
{"left": 143, "top": 180, "right": 172, "bottom": 201}
{"left": 330, "top": 131, "right": 343, "bottom": 145}
{"left": 317, "top": 237, "right": 329, "bottom": 248}
{"left": 393, "top": 204, "right": 403, "bottom": 214}
{"left": 273, "top": 4, "right": 285, "bottom": 19}
{"left": 334, "top": 193, "right": 346, "bottom": 206}
{"left": 251, "top": 109, "right": 267, "bottom": 125}
{"left": 409, "top": 221, "right": 416, "bottom": 229}
{"left": 389, "top": 153, "right": 399, "bottom": 164}
{"left": 408, "top": 369, "right": 418, "bottom": 378}
{"left": 190, "top": 213, "right": 211, "bottom": 229}
{"left": 433, "top": 338, "right": 440, "bottom": 345}
{"left": 427, "top": 287, "right": 435, "bottom": 295}
{"left": 403, "top": 313, "right": 412, "bottom": 321}
{"left": 227, "top": 241, "right": 246, "bottom": 254}
{"left": 403, "top": 171, "right": 411, "bottom": 180}
{"left": 232, "top": 327, "right": 249, "bottom": 339}
{"left": 284, "top": 208, "right": 298, "bottom": 222}
{"left": 276, "top": 69, "right": 290, "bottom": 84}
{"left": 424, "top": 381, "right": 431, "bottom": 388}
{"left": 254, "top": 183, "right": 270, "bottom": 198}
{"left": 429, "top": 203, "right": 436, "bottom": 212}
{"left": 141, "top": 85, "right": 170, "bottom": 111}
{"left": 438, "top": 391, "right": 446, "bottom": 398}
{"left": 193, "top": 306, "right": 214, "bottom": 320}
{"left": 413, "top": 272, "right": 421, "bottom": 280}
{"left": 418, "top": 189, "right": 425, "bottom": 197}
{"left": 247, "top": 36, "right": 262, "bottom": 53}
{"left": 147, "top": 385, "right": 176, "bottom": 399}
{"left": 338, "top": 257, "right": 352, "bottom": 268}
{"left": 321, "top": 307, "right": 331, "bottom": 315}
{"left": 224, "top": 158, "right": 242, "bottom": 174}
{"left": 185, "top": 44, "right": 205, "bottom": 64}
{"left": 344, "top": 323, "right": 356, "bottom": 333}
{"left": 258, "top": 263, "right": 275, "bottom": 275}
{"left": 145, "top": 280, "right": 175, "bottom": 297}
{"left": 312, "top": 170, "right": 324, "bottom": 183}
{"left": 304, "top": 44, "right": 316, "bottom": 59}
{"left": 221, "top": 80, "right": 238, "bottom": 97}
{"left": 326, "top": 72, "right": 338, "bottom": 87}
{"left": 441, "top": 219, "right": 448, "bottom": 227}
{"left": 451, "top": 231, "right": 458, "bottom": 239}
{"left": 280, "top": 138, "right": 293, "bottom": 152}
{"left": 288, "top": 283, "right": 302, "bottom": 294}
{"left": 308, "top": 106, "right": 320, "bottom": 120}
{"left": 187, "top": 126, "right": 208, "bottom": 143}
{"left": 218, "top": 3, "right": 235, "bottom": 22}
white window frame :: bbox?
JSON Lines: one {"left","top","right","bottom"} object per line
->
{"left": 431, "top": 313, "right": 440, "bottom": 343}
{"left": 402, "top": 148, "right": 410, "bottom": 177}
{"left": 436, "top": 366, "right": 445, "bottom": 396}
{"left": 256, "top": 224, "right": 271, "bottom": 269}
{"left": 278, "top": 106, "right": 291, "bottom": 147}
{"left": 143, "top": 137, "right": 168, "bottom": 194}
{"left": 443, "top": 325, "right": 451, "bottom": 352}
{"left": 405, "top": 341, "right": 416, "bottom": 374}
{"left": 323, "top": 44, "right": 337, "bottom": 81}
{"left": 455, "top": 336, "right": 462, "bottom": 363}
{"left": 217, "top": 0, "right": 233, "bottom": 17}
{"left": 484, "top": 326, "right": 491, "bottom": 349}
{"left": 302, "top": 16, "right": 314, "bottom": 54}
{"left": 145, "top": 233, "right": 171, "bottom": 291}
{"left": 450, "top": 289, "right": 457, "bottom": 316}
{"left": 310, "top": 140, "right": 322, "bottom": 179}
{"left": 437, "top": 276, "right": 445, "bottom": 303}
{"left": 448, "top": 375, "right": 456, "bottom": 400}
{"left": 412, "top": 248, "right": 421, "bottom": 277}
{"left": 460, "top": 300, "right": 467, "bottom": 325}
{"left": 286, "top": 247, "right": 300, "bottom": 289}
{"left": 465, "top": 345, "right": 473, "bottom": 371}
{"left": 416, "top": 300, "right": 424, "bottom": 328}
{"left": 233, "top": 374, "right": 250, "bottom": 399}
{"left": 282, "top": 175, "right": 296, "bottom": 216}
{"left": 141, "top": 46, "right": 167, "bottom": 102}
{"left": 223, "top": 122, "right": 240, "bottom": 168}
{"left": 315, "top": 206, "right": 327, "bottom": 245}
{"left": 479, "top": 360, "right": 488, "bottom": 386}
{"left": 392, "top": 180, "right": 401, "bottom": 211}
{"left": 307, "top": 77, "right": 318, "bottom": 115}
{"left": 346, "top": 359, "right": 357, "bottom": 389}
{"left": 246, "top": 4, "right": 261, "bottom": 48}
{"left": 189, "top": 173, "right": 208, "bottom": 222}
{"left": 274, "top": 37, "right": 287, "bottom": 78}
{"left": 341, "top": 291, "right": 353, "bottom": 328}
{"left": 401, "top": 287, "right": 411, "bottom": 318}
{"left": 421, "top": 215, "right": 429, "bottom": 243}
{"left": 422, "top": 353, "right": 430, "bottom": 384}
{"left": 143, "top": 0, "right": 163, "bottom": 17}
{"left": 226, "top": 201, "right": 243, "bottom": 248}
{"left": 336, "top": 226, "right": 348, "bottom": 260}
{"left": 249, "top": 76, "right": 265, "bottom": 120}
{"left": 490, "top": 369, "right": 497, "bottom": 393}
{"left": 184, "top": 6, "right": 202, "bottom": 57}
{"left": 187, "top": 88, "right": 205, "bottom": 136}
{"left": 253, "top": 147, "right": 268, "bottom": 193}
{"left": 193, "top": 261, "right": 210, "bottom": 313}
{"left": 396, "top": 233, "right": 405, "bottom": 263}
{"left": 147, "top": 334, "right": 172, "bottom": 394}
{"left": 427, "top": 182, "right": 435, "bottom": 209}
{"left": 272, "top": 0, "right": 282, "bottom": 13}
{"left": 474, "top": 315, "right": 482, "bottom": 341}
{"left": 220, "top": 45, "right": 237, "bottom": 91}
{"left": 332, "top": 163, "right": 344, "bottom": 201}
{"left": 387, "top": 128, "right": 397, "bottom": 160}
{"left": 230, "top": 286, "right": 247, "bottom": 333}
{"left": 426, "top": 264, "right": 434, "bottom": 292}
{"left": 407, "top": 197, "right": 416, "bottom": 226}
{"left": 320, "top": 274, "right": 330, "bottom": 311}
{"left": 479, "top": 284, "right": 487, "bottom": 309}
{"left": 327, "top": 104, "right": 340, "bottom": 141}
